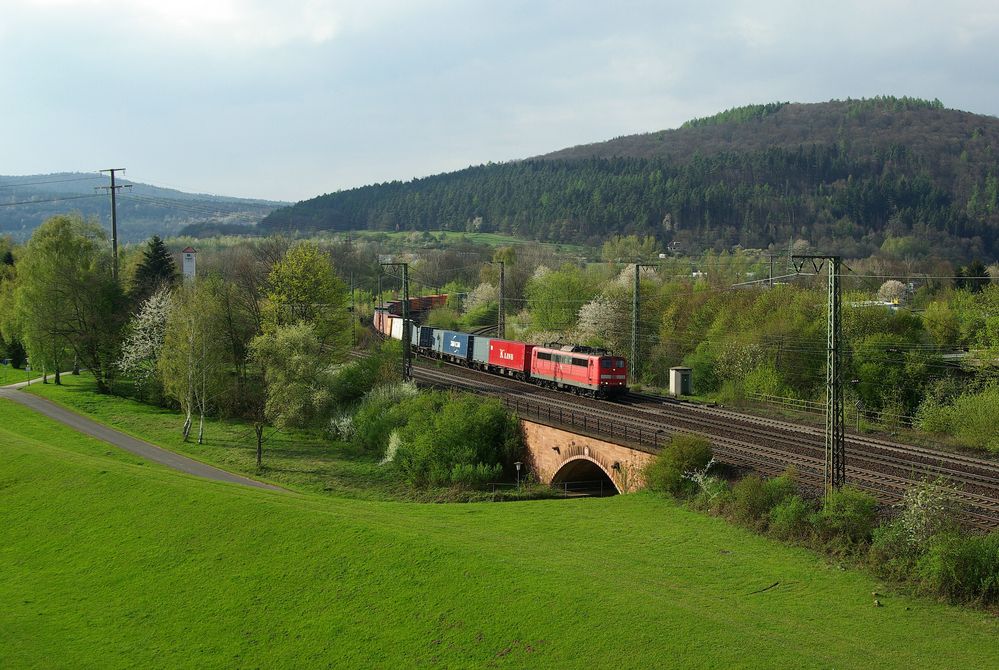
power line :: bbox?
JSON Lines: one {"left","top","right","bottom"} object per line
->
{"left": 0, "top": 193, "right": 104, "bottom": 207}
{"left": 0, "top": 175, "right": 104, "bottom": 189}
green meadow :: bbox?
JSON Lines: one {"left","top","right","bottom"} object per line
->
{"left": 2, "top": 397, "right": 998, "bottom": 669}
{"left": 0, "top": 363, "right": 39, "bottom": 386}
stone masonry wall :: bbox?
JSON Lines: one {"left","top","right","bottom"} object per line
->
{"left": 521, "top": 419, "right": 656, "bottom": 493}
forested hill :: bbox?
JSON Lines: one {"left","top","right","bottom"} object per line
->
{"left": 0, "top": 173, "right": 286, "bottom": 243}
{"left": 260, "top": 97, "right": 999, "bottom": 260}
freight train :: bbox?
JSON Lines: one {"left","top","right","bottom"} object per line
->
{"left": 373, "top": 295, "right": 628, "bottom": 398}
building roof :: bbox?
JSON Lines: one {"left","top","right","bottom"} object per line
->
{"left": 182, "top": 246, "right": 197, "bottom": 253}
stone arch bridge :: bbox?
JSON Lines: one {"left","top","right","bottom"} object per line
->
{"left": 520, "top": 420, "right": 655, "bottom": 494}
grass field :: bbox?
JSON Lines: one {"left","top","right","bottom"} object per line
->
{"left": 343, "top": 229, "right": 592, "bottom": 254}
{"left": 0, "top": 363, "right": 40, "bottom": 386}
{"left": 2, "top": 397, "right": 999, "bottom": 669}
{"left": 25, "top": 373, "right": 403, "bottom": 500}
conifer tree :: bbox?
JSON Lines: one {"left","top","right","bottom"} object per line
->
{"left": 131, "top": 235, "right": 177, "bottom": 304}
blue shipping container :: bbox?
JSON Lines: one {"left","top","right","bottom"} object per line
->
{"left": 440, "top": 330, "right": 473, "bottom": 359}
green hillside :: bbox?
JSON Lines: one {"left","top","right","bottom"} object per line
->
{"left": 2, "top": 397, "right": 998, "bottom": 669}
{"left": 261, "top": 97, "right": 999, "bottom": 260}
{"left": 0, "top": 173, "right": 286, "bottom": 242}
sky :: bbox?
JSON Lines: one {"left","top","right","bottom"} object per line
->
{"left": 3, "top": 0, "right": 999, "bottom": 202}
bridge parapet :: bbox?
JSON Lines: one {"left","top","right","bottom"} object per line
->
{"left": 521, "top": 419, "right": 655, "bottom": 493}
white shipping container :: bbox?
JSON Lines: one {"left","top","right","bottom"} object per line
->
{"left": 390, "top": 317, "right": 404, "bottom": 340}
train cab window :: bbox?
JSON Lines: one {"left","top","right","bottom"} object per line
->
{"left": 601, "top": 359, "right": 612, "bottom": 369}
{"left": 616, "top": 358, "right": 625, "bottom": 368}
{"left": 572, "top": 357, "right": 587, "bottom": 367}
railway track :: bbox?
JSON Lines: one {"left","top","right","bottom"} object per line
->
{"left": 411, "top": 357, "right": 999, "bottom": 529}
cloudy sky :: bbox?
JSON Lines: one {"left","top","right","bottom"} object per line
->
{"left": 3, "top": 0, "right": 998, "bottom": 202}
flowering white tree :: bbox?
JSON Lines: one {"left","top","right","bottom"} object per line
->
{"left": 463, "top": 282, "right": 498, "bottom": 314}
{"left": 576, "top": 294, "right": 621, "bottom": 346}
{"left": 118, "top": 287, "right": 173, "bottom": 401}
{"left": 878, "top": 279, "right": 906, "bottom": 304}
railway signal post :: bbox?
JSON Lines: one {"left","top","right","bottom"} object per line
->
{"left": 380, "top": 262, "right": 412, "bottom": 380}
{"left": 631, "top": 263, "right": 658, "bottom": 385}
{"left": 792, "top": 254, "right": 845, "bottom": 492}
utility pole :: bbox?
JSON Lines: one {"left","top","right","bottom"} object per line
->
{"left": 490, "top": 260, "right": 505, "bottom": 338}
{"left": 792, "top": 254, "right": 845, "bottom": 492}
{"left": 768, "top": 254, "right": 776, "bottom": 287}
{"left": 96, "top": 168, "right": 131, "bottom": 281}
{"left": 350, "top": 272, "right": 356, "bottom": 347}
{"left": 631, "top": 263, "right": 658, "bottom": 384}
{"left": 381, "top": 262, "right": 411, "bottom": 380}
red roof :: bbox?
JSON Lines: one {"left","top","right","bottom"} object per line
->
{"left": 182, "top": 246, "right": 197, "bottom": 253}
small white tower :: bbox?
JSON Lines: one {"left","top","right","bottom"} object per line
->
{"left": 182, "top": 246, "right": 197, "bottom": 282}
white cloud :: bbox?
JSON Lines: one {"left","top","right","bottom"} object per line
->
{"left": 7, "top": 0, "right": 422, "bottom": 48}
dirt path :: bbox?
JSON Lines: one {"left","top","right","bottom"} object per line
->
{"left": 1, "top": 378, "right": 284, "bottom": 492}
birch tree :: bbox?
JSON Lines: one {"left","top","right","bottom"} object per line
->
{"left": 159, "top": 279, "right": 228, "bottom": 442}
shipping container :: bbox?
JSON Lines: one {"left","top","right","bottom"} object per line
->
{"left": 472, "top": 336, "right": 492, "bottom": 366}
{"left": 390, "top": 317, "right": 404, "bottom": 341}
{"left": 434, "top": 330, "right": 473, "bottom": 360}
{"left": 416, "top": 325, "right": 435, "bottom": 349}
{"left": 488, "top": 339, "right": 533, "bottom": 375}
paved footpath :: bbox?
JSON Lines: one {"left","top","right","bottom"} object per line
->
{"left": 1, "top": 377, "right": 284, "bottom": 492}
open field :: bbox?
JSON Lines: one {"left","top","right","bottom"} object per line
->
{"left": 24, "top": 374, "right": 401, "bottom": 500}
{"left": 341, "top": 229, "right": 592, "bottom": 254}
{"left": 2, "top": 397, "right": 999, "bottom": 669}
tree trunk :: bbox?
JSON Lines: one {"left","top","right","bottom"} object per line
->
{"left": 197, "top": 413, "right": 204, "bottom": 445}
{"left": 255, "top": 423, "right": 264, "bottom": 468}
{"left": 72, "top": 355, "right": 80, "bottom": 375}
{"left": 54, "top": 368, "right": 61, "bottom": 385}
{"left": 182, "top": 410, "right": 192, "bottom": 441}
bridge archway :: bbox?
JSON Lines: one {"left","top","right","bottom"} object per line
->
{"left": 550, "top": 456, "right": 620, "bottom": 496}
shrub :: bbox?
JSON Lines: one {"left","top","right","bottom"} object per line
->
{"left": 768, "top": 495, "right": 814, "bottom": 541}
{"left": 811, "top": 487, "right": 878, "bottom": 550}
{"left": 730, "top": 475, "right": 768, "bottom": 526}
{"left": 729, "top": 469, "right": 797, "bottom": 528}
{"left": 896, "top": 477, "right": 960, "bottom": 549}
{"left": 393, "top": 393, "right": 521, "bottom": 489}
{"left": 949, "top": 385, "right": 999, "bottom": 452}
{"left": 643, "top": 434, "right": 712, "bottom": 498}
{"left": 915, "top": 531, "right": 999, "bottom": 605}
{"left": 351, "top": 381, "right": 419, "bottom": 452}
{"left": 869, "top": 521, "right": 921, "bottom": 581}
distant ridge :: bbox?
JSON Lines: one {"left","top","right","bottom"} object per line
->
{"left": 0, "top": 172, "right": 288, "bottom": 242}
{"left": 260, "top": 97, "right": 999, "bottom": 260}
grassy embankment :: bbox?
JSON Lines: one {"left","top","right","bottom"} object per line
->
{"left": 25, "top": 373, "right": 400, "bottom": 500}
{"left": 2, "top": 396, "right": 999, "bottom": 669}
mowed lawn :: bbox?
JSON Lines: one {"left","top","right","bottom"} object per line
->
{"left": 2, "top": 399, "right": 998, "bottom": 669}
{"left": 25, "top": 373, "right": 401, "bottom": 500}
{"left": 0, "top": 363, "right": 40, "bottom": 386}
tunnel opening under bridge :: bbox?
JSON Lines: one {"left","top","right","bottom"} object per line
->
{"left": 550, "top": 457, "right": 620, "bottom": 497}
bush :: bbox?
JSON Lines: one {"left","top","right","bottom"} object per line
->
{"left": 730, "top": 475, "right": 768, "bottom": 526}
{"left": 915, "top": 531, "right": 999, "bottom": 605}
{"left": 643, "top": 434, "right": 712, "bottom": 498}
{"left": 811, "top": 487, "right": 878, "bottom": 550}
{"left": 768, "top": 495, "right": 814, "bottom": 541}
{"left": 869, "top": 521, "right": 920, "bottom": 581}
{"left": 949, "top": 385, "right": 999, "bottom": 452}
{"left": 393, "top": 393, "right": 521, "bottom": 489}
{"left": 729, "top": 469, "right": 797, "bottom": 528}
{"left": 351, "top": 381, "right": 419, "bottom": 452}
